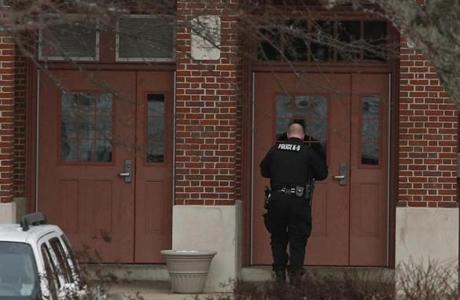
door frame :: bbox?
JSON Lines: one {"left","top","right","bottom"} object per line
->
{"left": 245, "top": 67, "right": 398, "bottom": 267}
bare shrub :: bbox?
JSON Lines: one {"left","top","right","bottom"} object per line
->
{"left": 397, "top": 260, "right": 459, "bottom": 300}
{"left": 197, "top": 261, "right": 459, "bottom": 300}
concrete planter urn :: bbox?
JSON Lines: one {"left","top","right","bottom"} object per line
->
{"left": 160, "top": 249, "right": 217, "bottom": 294}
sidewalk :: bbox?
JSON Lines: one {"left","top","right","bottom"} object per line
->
{"left": 105, "top": 281, "right": 231, "bottom": 300}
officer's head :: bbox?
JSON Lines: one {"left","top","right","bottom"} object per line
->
{"left": 287, "top": 121, "right": 305, "bottom": 139}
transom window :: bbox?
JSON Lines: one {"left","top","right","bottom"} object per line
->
{"left": 117, "top": 15, "right": 175, "bottom": 62}
{"left": 257, "top": 20, "right": 389, "bottom": 62}
{"left": 39, "top": 16, "right": 99, "bottom": 61}
{"left": 38, "top": 14, "right": 176, "bottom": 62}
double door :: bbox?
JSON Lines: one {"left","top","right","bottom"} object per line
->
{"left": 38, "top": 71, "right": 173, "bottom": 263}
{"left": 253, "top": 72, "right": 389, "bottom": 266}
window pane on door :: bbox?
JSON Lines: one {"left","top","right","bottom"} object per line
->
{"left": 276, "top": 95, "right": 328, "bottom": 147}
{"left": 61, "top": 92, "right": 112, "bottom": 162}
{"left": 361, "top": 96, "right": 380, "bottom": 165}
{"left": 147, "top": 94, "right": 165, "bottom": 163}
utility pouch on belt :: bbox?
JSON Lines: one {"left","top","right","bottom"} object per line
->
{"left": 305, "top": 179, "right": 315, "bottom": 206}
{"left": 264, "top": 186, "right": 271, "bottom": 209}
{"left": 263, "top": 186, "right": 272, "bottom": 232}
{"left": 295, "top": 186, "right": 305, "bottom": 197}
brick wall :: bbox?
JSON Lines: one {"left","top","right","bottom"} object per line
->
{"left": 14, "top": 51, "right": 25, "bottom": 197}
{"left": 398, "top": 37, "right": 458, "bottom": 207}
{"left": 0, "top": 32, "right": 15, "bottom": 203}
{"left": 175, "top": 0, "right": 242, "bottom": 205}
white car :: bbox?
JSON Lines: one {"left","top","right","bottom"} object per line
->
{"left": 0, "top": 213, "right": 87, "bottom": 300}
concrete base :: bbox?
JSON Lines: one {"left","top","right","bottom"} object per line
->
{"left": 396, "top": 207, "right": 458, "bottom": 266}
{"left": 171, "top": 201, "right": 242, "bottom": 292}
{"left": 0, "top": 201, "right": 16, "bottom": 224}
{"left": 84, "top": 264, "right": 170, "bottom": 282}
{"left": 104, "top": 280, "right": 230, "bottom": 300}
{"left": 240, "top": 266, "right": 395, "bottom": 283}
{"left": 14, "top": 197, "right": 26, "bottom": 222}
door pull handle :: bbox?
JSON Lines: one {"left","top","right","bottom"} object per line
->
{"left": 333, "top": 162, "right": 348, "bottom": 186}
{"left": 119, "top": 160, "right": 133, "bottom": 183}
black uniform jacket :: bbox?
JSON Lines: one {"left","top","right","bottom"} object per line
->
{"left": 260, "top": 137, "right": 328, "bottom": 188}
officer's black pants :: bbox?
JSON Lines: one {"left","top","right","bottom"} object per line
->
{"left": 267, "top": 192, "right": 312, "bottom": 274}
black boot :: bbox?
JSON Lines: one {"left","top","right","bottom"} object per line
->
{"left": 273, "top": 269, "right": 286, "bottom": 283}
{"left": 288, "top": 267, "right": 305, "bottom": 286}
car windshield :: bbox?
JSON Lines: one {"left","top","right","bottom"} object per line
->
{"left": 0, "top": 242, "right": 40, "bottom": 299}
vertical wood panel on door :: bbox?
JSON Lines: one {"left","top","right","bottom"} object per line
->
{"left": 349, "top": 74, "right": 388, "bottom": 266}
{"left": 135, "top": 72, "right": 173, "bottom": 263}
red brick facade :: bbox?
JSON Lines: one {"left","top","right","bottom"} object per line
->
{"left": 0, "top": 4, "right": 457, "bottom": 209}
{"left": 175, "top": 0, "right": 242, "bottom": 205}
{"left": 0, "top": 32, "right": 15, "bottom": 203}
{"left": 14, "top": 52, "right": 25, "bottom": 198}
{"left": 398, "top": 38, "right": 458, "bottom": 207}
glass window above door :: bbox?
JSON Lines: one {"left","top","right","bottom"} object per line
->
{"left": 117, "top": 15, "right": 176, "bottom": 62}
{"left": 257, "top": 20, "right": 389, "bottom": 63}
{"left": 39, "top": 17, "right": 99, "bottom": 61}
{"left": 61, "top": 92, "right": 112, "bottom": 162}
{"left": 38, "top": 13, "right": 176, "bottom": 63}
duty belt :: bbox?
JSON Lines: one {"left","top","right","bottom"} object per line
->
{"left": 277, "top": 187, "right": 297, "bottom": 195}
{"left": 275, "top": 185, "right": 305, "bottom": 197}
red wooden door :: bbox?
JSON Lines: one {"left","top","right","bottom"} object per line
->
{"left": 349, "top": 74, "right": 389, "bottom": 265}
{"left": 38, "top": 70, "right": 173, "bottom": 263}
{"left": 135, "top": 72, "right": 173, "bottom": 262}
{"left": 253, "top": 72, "right": 388, "bottom": 266}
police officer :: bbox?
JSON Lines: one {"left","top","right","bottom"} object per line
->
{"left": 260, "top": 121, "right": 328, "bottom": 282}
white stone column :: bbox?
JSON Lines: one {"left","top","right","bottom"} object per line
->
{"left": 396, "top": 207, "right": 458, "bottom": 266}
{"left": 172, "top": 201, "right": 242, "bottom": 292}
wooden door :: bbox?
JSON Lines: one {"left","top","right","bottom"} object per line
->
{"left": 349, "top": 74, "right": 389, "bottom": 265}
{"left": 39, "top": 71, "right": 136, "bottom": 262}
{"left": 134, "top": 72, "right": 173, "bottom": 262}
{"left": 253, "top": 72, "right": 388, "bottom": 266}
{"left": 38, "top": 70, "right": 174, "bottom": 263}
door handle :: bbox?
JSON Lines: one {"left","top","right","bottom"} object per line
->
{"left": 333, "top": 162, "right": 348, "bottom": 186}
{"left": 119, "top": 160, "right": 133, "bottom": 183}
